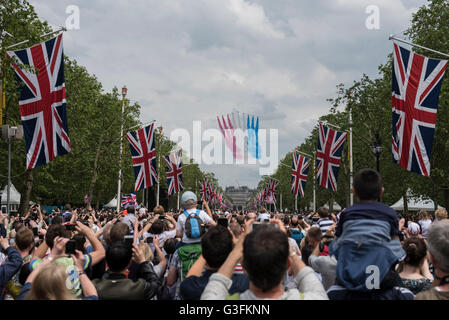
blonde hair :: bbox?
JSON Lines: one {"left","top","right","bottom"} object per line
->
{"left": 435, "top": 208, "right": 448, "bottom": 221}
{"left": 418, "top": 210, "right": 430, "bottom": 220}
{"left": 26, "top": 262, "right": 77, "bottom": 300}
{"left": 139, "top": 241, "right": 154, "bottom": 262}
{"left": 153, "top": 205, "right": 165, "bottom": 215}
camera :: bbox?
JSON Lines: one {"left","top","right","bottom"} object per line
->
{"left": 218, "top": 218, "right": 228, "bottom": 228}
{"left": 65, "top": 223, "right": 76, "bottom": 231}
{"left": 251, "top": 222, "right": 263, "bottom": 232}
{"left": 146, "top": 237, "right": 154, "bottom": 244}
{"left": 158, "top": 215, "right": 166, "bottom": 220}
{"left": 65, "top": 239, "right": 76, "bottom": 255}
{"left": 124, "top": 235, "right": 134, "bottom": 247}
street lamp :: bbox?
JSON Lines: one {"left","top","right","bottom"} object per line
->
{"left": 116, "top": 85, "right": 127, "bottom": 214}
{"left": 372, "top": 133, "right": 382, "bottom": 173}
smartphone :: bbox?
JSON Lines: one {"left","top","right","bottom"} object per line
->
{"left": 32, "top": 227, "right": 38, "bottom": 236}
{"left": 65, "top": 223, "right": 76, "bottom": 231}
{"left": 65, "top": 240, "right": 76, "bottom": 255}
{"left": 158, "top": 215, "right": 166, "bottom": 220}
{"left": 124, "top": 235, "right": 134, "bottom": 247}
{"left": 263, "top": 219, "right": 270, "bottom": 223}
{"left": 251, "top": 222, "right": 263, "bottom": 232}
{"left": 218, "top": 218, "right": 228, "bottom": 228}
{"left": 146, "top": 237, "right": 154, "bottom": 244}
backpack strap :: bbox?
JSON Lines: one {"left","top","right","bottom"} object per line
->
{"left": 195, "top": 209, "right": 201, "bottom": 216}
{"left": 225, "top": 293, "right": 240, "bottom": 300}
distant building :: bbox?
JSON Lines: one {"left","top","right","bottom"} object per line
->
{"left": 225, "top": 186, "right": 256, "bottom": 211}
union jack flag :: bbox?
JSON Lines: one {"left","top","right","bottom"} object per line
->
{"left": 291, "top": 152, "right": 310, "bottom": 198}
{"left": 265, "top": 179, "right": 278, "bottom": 204}
{"left": 121, "top": 192, "right": 137, "bottom": 208}
{"left": 199, "top": 179, "right": 209, "bottom": 201}
{"left": 316, "top": 123, "right": 347, "bottom": 191}
{"left": 392, "top": 43, "right": 448, "bottom": 177}
{"left": 163, "top": 150, "right": 184, "bottom": 196}
{"left": 6, "top": 34, "right": 71, "bottom": 169}
{"left": 126, "top": 123, "right": 158, "bottom": 191}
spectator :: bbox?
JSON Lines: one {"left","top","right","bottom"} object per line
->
{"left": 257, "top": 208, "right": 270, "bottom": 222}
{"left": 399, "top": 238, "right": 433, "bottom": 294}
{"left": 328, "top": 169, "right": 411, "bottom": 299}
{"left": 201, "top": 219, "right": 328, "bottom": 300}
{"left": 316, "top": 207, "right": 334, "bottom": 236}
{"left": 180, "top": 226, "right": 249, "bottom": 300}
{"left": 418, "top": 210, "right": 432, "bottom": 239}
{"left": 435, "top": 208, "right": 448, "bottom": 222}
{"left": 415, "top": 221, "right": 449, "bottom": 300}
{"left": 93, "top": 241, "right": 161, "bottom": 300}
{"left": 2, "top": 227, "right": 35, "bottom": 299}
{"left": 121, "top": 206, "right": 137, "bottom": 233}
{"left": 29, "top": 222, "right": 105, "bottom": 297}
{"left": 18, "top": 251, "right": 98, "bottom": 300}
{"left": 0, "top": 236, "right": 23, "bottom": 297}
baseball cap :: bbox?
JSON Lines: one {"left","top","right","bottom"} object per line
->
{"left": 408, "top": 222, "right": 421, "bottom": 236}
{"left": 181, "top": 191, "right": 197, "bottom": 205}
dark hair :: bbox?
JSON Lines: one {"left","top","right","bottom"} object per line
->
{"left": 301, "top": 244, "right": 315, "bottom": 266}
{"left": 242, "top": 225, "right": 289, "bottom": 292}
{"left": 353, "top": 169, "right": 382, "bottom": 201}
{"left": 403, "top": 238, "right": 427, "bottom": 267}
{"left": 149, "top": 220, "right": 164, "bottom": 235}
{"left": 45, "top": 224, "right": 71, "bottom": 248}
{"left": 164, "top": 238, "right": 178, "bottom": 255}
{"left": 52, "top": 216, "right": 63, "bottom": 225}
{"left": 317, "top": 207, "right": 329, "bottom": 218}
{"left": 73, "top": 233, "right": 87, "bottom": 253}
{"left": 106, "top": 241, "right": 133, "bottom": 272}
{"left": 64, "top": 204, "right": 71, "bottom": 211}
{"left": 15, "top": 227, "right": 34, "bottom": 251}
{"left": 127, "top": 206, "right": 135, "bottom": 215}
{"left": 109, "top": 222, "right": 130, "bottom": 243}
{"left": 201, "top": 226, "right": 234, "bottom": 269}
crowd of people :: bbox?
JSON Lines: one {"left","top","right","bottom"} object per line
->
{"left": 1, "top": 168, "right": 448, "bottom": 300}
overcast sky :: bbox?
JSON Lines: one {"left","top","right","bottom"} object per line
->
{"left": 29, "top": 0, "right": 426, "bottom": 189}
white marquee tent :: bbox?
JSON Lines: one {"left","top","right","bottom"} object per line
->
{"left": 104, "top": 197, "right": 117, "bottom": 208}
{"left": 1, "top": 184, "right": 21, "bottom": 212}
{"left": 390, "top": 196, "right": 444, "bottom": 211}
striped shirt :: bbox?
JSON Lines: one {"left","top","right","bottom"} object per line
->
{"left": 317, "top": 218, "right": 334, "bottom": 236}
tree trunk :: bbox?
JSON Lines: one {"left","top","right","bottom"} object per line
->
{"left": 88, "top": 132, "right": 104, "bottom": 207}
{"left": 444, "top": 188, "right": 449, "bottom": 212}
{"left": 18, "top": 169, "right": 34, "bottom": 216}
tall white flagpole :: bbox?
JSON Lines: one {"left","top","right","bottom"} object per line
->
{"left": 349, "top": 92, "right": 354, "bottom": 207}
{"left": 117, "top": 86, "right": 127, "bottom": 214}
{"left": 313, "top": 151, "right": 316, "bottom": 212}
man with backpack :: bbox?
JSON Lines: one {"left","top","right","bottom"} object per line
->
{"left": 175, "top": 191, "right": 216, "bottom": 281}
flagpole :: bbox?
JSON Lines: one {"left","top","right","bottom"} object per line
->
{"left": 156, "top": 125, "right": 163, "bottom": 207}
{"left": 6, "top": 27, "right": 67, "bottom": 51}
{"left": 313, "top": 151, "right": 316, "bottom": 213}
{"left": 117, "top": 85, "right": 127, "bottom": 214}
{"left": 349, "top": 91, "right": 354, "bottom": 207}
{"left": 389, "top": 35, "right": 449, "bottom": 59}
{"left": 295, "top": 194, "right": 298, "bottom": 212}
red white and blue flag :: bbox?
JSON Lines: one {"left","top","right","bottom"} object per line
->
{"left": 291, "top": 152, "right": 309, "bottom": 198}
{"left": 316, "top": 123, "right": 347, "bottom": 191}
{"left": 6, "top": 34, "right": 71, "bottom": 169}
{"left": 265, "top": 179, "right": 279, "bottom": 204}
{"left": 126, "top": 123, "right": 158, "bottom": 191}
{"left": 121, "top": 193, "right": 137, "bottom": 208}
{"left": 392, "top": 43, "right": 448, "bottom": 177}
{"left": 163, "top": 150, "right": 184, "bottom": 196}
{"left": 199, "top": 178, "right": 209, "bottom": 201}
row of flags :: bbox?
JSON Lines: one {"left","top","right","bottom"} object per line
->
{"left": 4, "top": 33, "right": 448, "bottom": 204}
{"left": 199, "top": 178, "right": 225, "bottom": 207}
{"left": 252, "top": 178, "right": 279, "bottom": 207}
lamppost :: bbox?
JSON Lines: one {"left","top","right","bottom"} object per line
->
{"left": 116, "top": 85, "right": 127, "bottom": 213}
{"left": 1, "top": 125, "right": 23, "bottom": 216}
{"left": 372, "top": 133, "right": 382, "bottom": 173}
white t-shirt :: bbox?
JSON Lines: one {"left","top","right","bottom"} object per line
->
{"left": 143, "top": 229, "right": 176, "bottom": 253}
{"left": 176, "top": 209, "right": 212, "bottom": 244}
{"left": 418, "top": 219, "right": 432, "bottom": 238}
{"left": 257, "top": 213, "right": 270, "bottom": 222}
